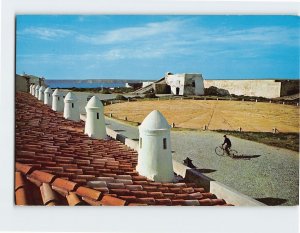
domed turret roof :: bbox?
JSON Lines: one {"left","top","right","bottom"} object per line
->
{"left": 86, "top": 96, "right": 103, "bottom": 109}
{"left": 140, "top": 110, "right": 170, "bottom": 130}
{"left": 35, "top": 85, "right": 40, "bottom": 89}
{"left": 44, "top": 87, "right": 52, "bottom": 93}
{"left": 52, "top": 88, "right": 63, "bottom": 96}
{"left": 64, "top": 92, "right": 78, "bottom": 102}
{"left": 39, "top": 86, "right": 45, "bottom": 91}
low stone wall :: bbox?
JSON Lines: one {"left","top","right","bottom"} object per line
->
{"left": 204, "top": 80, "right": 282, "bottom": 98}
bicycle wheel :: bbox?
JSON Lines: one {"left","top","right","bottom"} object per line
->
{"left": 229, "top": 149, "right": 238, "bottom": 158}
{"left": 215, "top": 146, "right": 224, "bottom": 156}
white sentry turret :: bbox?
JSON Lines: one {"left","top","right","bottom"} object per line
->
{"left": 84, "top": 96, "right": 106, "bottom": 139}
{"left": 52, "top": 89, "right": 64, "bottom": 112}
{"left": 44, "top": 87, "right": 53, "bottom": 106}
{"left": 64, "top": 92, "right": 80, "bottom": 122}
{"left": 38, "top": 86, "right": 45, "bottom": 101}
{"left": 136, "top": 110, "right": 174, "bottom": 182}
{"left": 34, "top": 85, "right": 40, "bottom": 98}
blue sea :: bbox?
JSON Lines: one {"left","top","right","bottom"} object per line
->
{"left": 45, "top": 80, "right": 127, "bottom": 88}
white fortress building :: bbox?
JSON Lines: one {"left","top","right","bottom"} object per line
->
{"left": 64, "top": 92, "right": 80, "bottom": 122}
{"left": 44, "top": 87, "right": 52, "bottom": 106}
{"left": 52, "top": 89, "right": 64, "bottom": 112}
{"left": 136, "top": 110, "right": 174, "bottom": 182}
{"left": 165, "top": 72, "right": 204, "bottom": 96}
{"left": 84, "top": 96, "right": 106, "bottom": 139}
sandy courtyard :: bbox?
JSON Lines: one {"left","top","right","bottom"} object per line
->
{"left": 104, "top": 100, "right": 299, "bottom": 133}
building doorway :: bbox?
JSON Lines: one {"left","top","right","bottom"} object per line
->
{"left": 176, "top": 87, "right": 180, "bottom": 95}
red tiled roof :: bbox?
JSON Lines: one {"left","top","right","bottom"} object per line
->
{"left": 15, "top": 92, "right": 232, "bottom": 206}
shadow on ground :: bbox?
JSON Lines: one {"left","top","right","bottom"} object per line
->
{"left": 233, "top": 154, "right": 262, "bottom": 160}
{"left": 194, "top": 168, "right": 217, "bottom": 174}
{"left": 114, "top": 129, "right": 125, "bottom": 132}
{"left": 255, "top": 197, "right": 287, "bottom": 206}
{"left": 183, "top": 157, "right": 216, "bottom": 173}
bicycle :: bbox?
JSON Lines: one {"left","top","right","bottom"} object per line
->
{"left": 215, "top": 145, "right": 238, "bottom": 158}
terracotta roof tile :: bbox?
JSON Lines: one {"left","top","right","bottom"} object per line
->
{"left": 52, "top": 178, "right": 78, "bottom": 192}
{"left": 15, "top": 188, "right": 29, "bottom": 205}
{"left": 188, "top": 192, "right": 203, "bottom": 199}
{"left": 211, "top": 199, "right": 226, "bottom": 206}
{"left": 81, "top": 197, "right": 102, "bottom": 206}
{"left": 147, "top": 192, "right": 164, "bottom": 198}
{"left": 76, "top": 186, "right": 102, "bottom": 201}
{"left": 66, "top": 192, "right": 83, "bottom": 206}
{"left": 114, "top": 179, "right": 133, "bottom": 185}
{"left": 125, "top": 185, "right": 143, "bottom": 191}
{"left": 93, "top": 187, "right": 109, "bottom": 193}
{"left": 110, "top": 189, "right": 131, "bottom": 196}
{"left": 128, "top": 203, "right": 147, "bottom": 206}
{"left": 107, "top": 183, "right": 125, "bottom": 189}
{"left": 119, "top": 195, "right": 137, "bottom": 203}
{"left": 171, "top": 199, "right": 186, "bottom": 205}
{"left": 199, "top": 198, "right": 213, "bottom": 206}
{"left": 29, "top": 170, "right": 56, "bottom": 183}
{"left": 87, "top": 181, "right": 107, "bottom": 188}
{"left": 40, "top": 183, "right": 58, "bottom": 205}
{"left": 100, "top": 195, "right": 127, "bottom": 206}
{"left": 137, "top": 197, "right": 156, "bottom": 205}
{"left": 130, "top": 190, "right": 148, "bottom": 198}
{"left": 51, "top": 185, "right": 69, "bottom": 197}
{"left": 26, "top": 176, "right": 42, "bottom": 187}
{"left": 16, "top": 162, "right": 34, "bottom": 175}
{"left": 155, "top": 198, "right": 172, "bottom": 205}
{"left": 15, "top": 172, "right": 26, "bottom": 191}
{"left": 202, "top": 192, "right": 216, "bottom": 199}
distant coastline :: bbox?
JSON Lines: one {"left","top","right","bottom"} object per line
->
{"left": 46, "top": 77, "right": 299, "bottom": 88}
{"left": 45, "top": 79, "right": 155, "bottom": 88}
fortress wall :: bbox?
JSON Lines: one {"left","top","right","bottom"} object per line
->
{"left": 16, "top": 75, "right": 29, "bottom": 92}
{"left": 280, "top": 80, "right": 300, "bottom": 96}
{"left": 204, "top": 80, "right": 281, "bottom": 98}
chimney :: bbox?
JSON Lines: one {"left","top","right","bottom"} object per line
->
{"left": 29, "top": 84, "right": 33, "bottom": 94}
{"left": 64, "top": 92, "right": 80, "bottom": 122}
{"left": 31, "top": 85, "right": 35, "bottom": 96}
{"left": 44, "top": 87, "right": 53, "bottom": 106}
{"left": 52, "top": 89, "right": 64, "bottom": 112}
{"left": 84, "top": 96, "right": 106, "bottom": 139}
{"left": 34, "top": 85, "right": 40, "bottom": 98}
{"left": 38, "top": 86, "right": 45, "bottom": 101}
{"left": 136, "top": 110, "right": 174, "bottom": 182}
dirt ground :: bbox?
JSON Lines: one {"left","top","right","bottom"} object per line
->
{"left": 104, "top": 99, "right": 299, "bottom": 133}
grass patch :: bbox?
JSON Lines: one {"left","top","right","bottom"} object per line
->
{"left": 215, "top": 130, "right": 299, "bottom": 152}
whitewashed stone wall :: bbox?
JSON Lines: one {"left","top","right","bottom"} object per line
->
{"left": 204, "top": 80, "right": 282, "bottom": 98}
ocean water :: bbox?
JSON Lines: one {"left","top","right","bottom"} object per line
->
{"left": 45, "top": 80, "right": 127, "bottom": 88}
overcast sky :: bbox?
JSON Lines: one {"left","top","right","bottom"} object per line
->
{"left": 16, "top": 15, "right": 299, "bottom": 80}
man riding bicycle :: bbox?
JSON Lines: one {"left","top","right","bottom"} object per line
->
{"left": 222, "top": 135, "right": 231, "bottom": 155}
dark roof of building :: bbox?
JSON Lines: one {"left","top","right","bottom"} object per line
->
{"left": 15, "top": 92, "right": 232, "bottom": 206}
